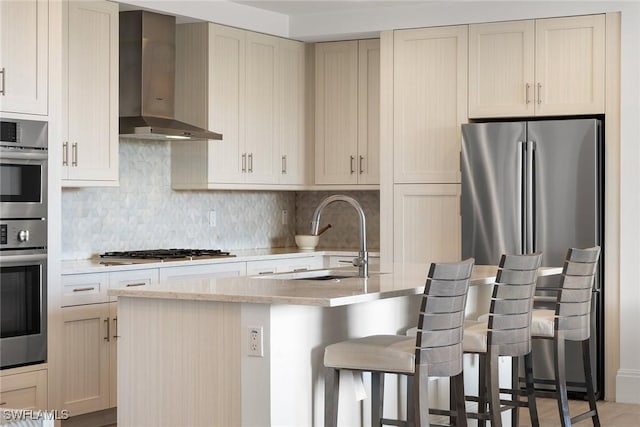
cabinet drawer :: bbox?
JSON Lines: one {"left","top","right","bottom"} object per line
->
{"left": 108, "top": 269, "right": 159, "bottom": 302}
{"left": 0, "top": 369, "right": 47, "bottom": 410}
{"left": 62, "top": 273, "right": 109, "bottom": 307}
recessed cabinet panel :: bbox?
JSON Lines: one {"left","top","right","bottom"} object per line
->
{"left": 63, "top": 0, "right": 119, "bottom": 186}
{"left": 393, "top": 184, "right": 461, "bottom": 264}
{"left": 0, "top": 0, "right": 48, "bottom": 115}
{"left": 468, "top": 20, "right": 535, "bottom": 118}
{"left": 357, "top": 39, "right": 381, "bottom": 185}
{"left": 535, "top": 15, "right": 605, "bottom": 115}
{"left": 393, "top": 26, "right": 467, "bottom": 184}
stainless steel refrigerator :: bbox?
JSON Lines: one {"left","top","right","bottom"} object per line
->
{"left": 461, "top": 118, "right": 604, "bottom": 399}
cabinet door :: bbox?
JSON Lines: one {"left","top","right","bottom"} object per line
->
{"left": 246, "top": 257, "right": 323, "bottom": 276}
{"left": 109, "top": 302, "right": 118, "bottom": 408}
{"left": 61, "top": 304, "right": 110, "bottom": 415}
{"left": 393, "top": 26, "right": 467, "bottom": 184}
{"left": 245, "top": 32, "right": 279, "bottom": 184}
{"left": 393, "top": 184, "right": 461, "bottom": 264}
{"left": 357, "top": 39, "right": 380, "bottom": 184}
{"left": 468, "top": 20, "right": 535, "bottom": 118}
{"left": 0, "top": 0, "right": 48, "bottom": 115}
{"left": 0, "top": 369, "right": 47, "bottom": 410}
{"left": 535, "top": 15, "right": 605, "bottom": 116}
{"left": 65, "top": 0, "right": 118, "bottom": 184}
{"left": 158, "top": 262, "right": 247, "bottom": 283}
{"left": 208, "top": 24, "right": 246, "bottom": 183}
{"left": 278, "top": 38, "right": 307, "bottom": 185}
{"left": 315, "top": 41, "right": 359, "bottom": 185}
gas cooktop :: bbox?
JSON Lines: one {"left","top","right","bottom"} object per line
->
{"left": 99, "top": 249, "right": 235, "bottom": 263}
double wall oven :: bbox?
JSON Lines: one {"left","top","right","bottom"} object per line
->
{"left": 0, "top": 119, "right": 48, "bottom": 369}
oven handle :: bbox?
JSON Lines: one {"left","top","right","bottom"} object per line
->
{"left": 0, "top": 253, "right": 47, "bottom": 263}
{"left": 0, "top": 151, "right": 48, "bottom": 161}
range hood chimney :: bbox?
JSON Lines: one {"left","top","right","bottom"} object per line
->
{"left": 119, "top": 11, "right": 222, "bottom": 141}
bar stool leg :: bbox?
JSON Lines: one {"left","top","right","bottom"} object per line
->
{"left": 451, "top": 372, "right": 468, "bottom": 427}
{"left": 524, "top": 352, "right": 539, "bottom": 427}
{"left": 511, "top": 357, "right": 519, "bottom": 427}
{"left": 486, "top": 350, "right": 503, "bottom": 427}
{"left": 582, "top": 339, "right": 601, "bottom": 427}
{"left": 407, "top": 375, "right": 415, "bottom": 426}
{"left": 324, "top": 367, "right": 340, "bottom": 427}
{"left": 414, "top": 368, "right": 430, "bottom": 427}
{"left": 478, "top": 354, "right": 488, "bottom": 427}
{"left": 371, "top": 372, "right": 384, "bottom": 427}
{"left": 554, "top": 337, "right": 571, "bottom": 427}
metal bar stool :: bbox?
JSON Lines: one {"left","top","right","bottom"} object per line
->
{"left": 324, "top": 258, "right": 475, "bottom": 427}
{"left": 529, "top": 246, "right": 601, "bottom": 426}
{"left": 462, "top": 253, "right": 543, "bottom": 427}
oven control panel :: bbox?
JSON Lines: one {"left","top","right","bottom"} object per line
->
{"left": 0, "top": 219, "right": 46, "bottom": 249}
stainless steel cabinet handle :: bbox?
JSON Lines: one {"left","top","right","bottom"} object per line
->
{"left": 258, "top": 270, "right": 275, "bottom": 275}
{"left": 125, "top": 282, "right": 146, "bottom": 287}
{"left": 113, "top": 317, "right": 119, "bottom": 339}
{"left": 359, "top": 156, "right": 364, "bottom": 174}
{"left": 0, "top": 67, "right": 5, "bottom": 96}
{"left": 537, "top": 83, "right": 542, "bottom": 105}
{"left": 0, "top": 402, "right": 7, "bottom": 406}
{"left": 72, "top": 142, "right": 78, "bottom": 166}
{"left": 281, "top": 155, "right": 287, "bottom": 174}
{"left": 293, "top": 268, "right": 309, "bottom": 272}
{"left": 248, "top": 153, "right": 253, "bottom": 173}
{"left": 350, "top": 156, "right": 355, "bottom": 174}
{"left": 242, "top": 153, "right": 247, "bottom": 172}
{"left": 73, "top": 286, "right": 95, "bottom": 292}
{"left": 63, "top": 141, "right": 69, "bottom": 166}
{"left": 525, "top": 83, "right": 531, "bottom": 105}
{"left": 104, "top": 318, "right": 110, "bottom": 342}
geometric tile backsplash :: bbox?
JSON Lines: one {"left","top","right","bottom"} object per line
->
{"left": 61, "top": 140, "right": 380, "bottom": 260}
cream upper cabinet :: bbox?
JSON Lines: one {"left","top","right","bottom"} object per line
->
{"left": 314, "top": 41, "right": 359, "bottom": 185}
{"left": 393, "top": 184, "right": 461, "bottom": 263}
{"left": 393, "top": 25, "right": 467, "bottom": 184}
{"left": 0, "top": 0, "right": 48, "bottom": 115}
{"left": 469, "top": 15, "right": 605, "bottom": 118}
{"left": 277, "top": 38, "right": 307, "bottom": 185}
{"left": 62, "top": 0, "right": 119, "bottom": 186}
{"left": 357, "top": 39, "right": 381, "bottom": 185}
{"left": 468, "top": 20, "right": 535, "bottom": 118}
{"left": 535, "top": 15, "right": 605, "bottom": 116}
{"left": 245, "top": 32, "right": 280, "bottom": 184}
{"left": 173, "top": 24, "right": 307, "bottom": 188}
{"left": 314, "top": 39, "right": 380, "bottom": 186}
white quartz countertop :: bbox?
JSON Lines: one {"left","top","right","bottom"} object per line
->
{"left": 62, "top": 248, "right": 379, "bottom": 275}
{"left": 107, "top": 264, "right": 562, "bottom": 307}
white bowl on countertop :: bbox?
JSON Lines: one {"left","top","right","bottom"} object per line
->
{"left": 295, "top": 235, "right": 319, "bottom": 251}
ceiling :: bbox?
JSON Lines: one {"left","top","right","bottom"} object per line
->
{"left": 229, "top": 1, "right": 422, "bottom": 16}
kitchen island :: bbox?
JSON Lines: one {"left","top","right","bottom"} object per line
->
{"left": 110, "top": 264, "right": 560, "bottom": 427}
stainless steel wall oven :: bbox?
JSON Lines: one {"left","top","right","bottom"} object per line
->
{"left": 0, "top": 119, "right": 48, "bottom": 369}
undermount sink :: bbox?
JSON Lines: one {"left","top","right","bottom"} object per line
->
{"left": 252, "top": 269, "right": 379, "bottom": 281}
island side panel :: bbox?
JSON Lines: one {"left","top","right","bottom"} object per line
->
{"left": 267, "top": 296, "right": 421, "bottom": 427}
{"left": 117, "top": 297, "right": 242, "bottom": 427}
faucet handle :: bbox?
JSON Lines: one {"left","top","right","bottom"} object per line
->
{"left": 352, "top": 256, "right": 366, "bottom": 267}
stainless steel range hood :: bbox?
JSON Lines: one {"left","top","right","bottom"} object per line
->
{"left": 119, "top": 11, "right": 222, "bottom": 141}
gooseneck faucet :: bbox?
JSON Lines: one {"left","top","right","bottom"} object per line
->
{"left": 310, "top": 195, "right": 368, "bottom": 278}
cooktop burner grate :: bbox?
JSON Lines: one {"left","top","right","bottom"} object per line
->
{"left": 100, "top": 249, "right": 234, "bottom": 260}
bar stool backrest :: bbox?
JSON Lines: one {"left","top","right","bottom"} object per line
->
{"left": 487, "top": 253, "right": 543, "bottom": 357}
{"left": 415, "top": 258, "right": 474, "bottom": 377}
{"left": 556, "top": 246, "right": 601, "bottom": 341}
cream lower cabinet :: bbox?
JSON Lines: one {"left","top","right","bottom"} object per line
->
{"left": 469, "top": 15, "right": 605, "bottom": 118}
{"left": 314, "top": 39, "right": 380, "bottom": 185}
{"left": 0, "top": 369, "right": 48, "bottom": 410}
{"left": 62, "top": 0, "right": 119, "bottom": 186}
{"left": 60, "top": 269, "right": 157, "bottom": 415}
{"left": 0, "top": 0, "right": 48, "bottom": 115}
{"left": 246, "top": 257, "right": 323, "bottom": 276}
{"left": 393, "top": 184, "right": 461, "bottom": 264}
{"left": 392, "top": 25, "right": 467, "bottom": 184}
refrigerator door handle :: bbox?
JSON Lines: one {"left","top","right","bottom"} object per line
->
{"left": 516, "top": 141, "right": 525, "bottom": 254}
{"left": 526, "top": 140, "right": 535, "bottom": 253}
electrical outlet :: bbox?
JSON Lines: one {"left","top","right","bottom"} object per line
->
{"left": 248, "top": 326, "right": 263, "bottom": 357}
{"left": 208, "top": 210, "right": 217, "bottom": 227}
{"left": 281, "top": 209, "right": 288, "bottom": 225}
